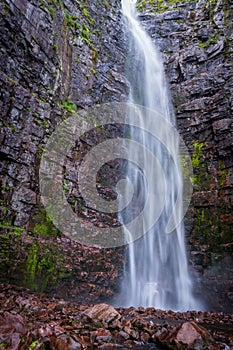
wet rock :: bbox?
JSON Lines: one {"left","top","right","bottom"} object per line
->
{"left": 14, "top": 212, "right": 30, "bottom": 227}
{"left": 12, "top": 186, "right": 37, "bottom": 205}
{"left": 83, "top": 304, "right": 121, "bottom": 324}
{"left": 94, "top": 329, "right": 112, "bottom": 342}
{"left": 1, "top": 285, "right": 233, "bottom": 349}
{"left": 50, "top": 332, "right": 82, "bottom": 350}
{"left": 212, "top": 119, "right": 232, "bottom": 133}
{"left": 141, "top": 332, "right": 150, "bottom": 342}
{"left": 116, "top": 330, "right": 130, "bottom": 341}
{"left": 157, "top": 321, "right": 212, "bottom": 349}
{"left": 0, "top": 312, "right": 27, "bottom": 350}
{"left": 0, "top": 0, "right": 127, "bottom": 304}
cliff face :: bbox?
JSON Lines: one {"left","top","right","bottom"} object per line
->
{"left": 0, "top": 0, "right": 127, "bottom": 303}
{"left": 0, "top": 0, "right": 232, "bottom": 311}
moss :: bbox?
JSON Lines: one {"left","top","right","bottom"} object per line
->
{"left": 23, "top": 239, "right": 71, "bottom": 292}
{"left": 0, "top": 223, "right": 24, "bottom": 238}
{"left": 1, "top": 3, "right": 10, "bottom": 17}
{"left": 90, "top": 67, "right": 97, "bottom": 76}
{"left": 53, "top": 43, "right": 58, "bottom": 53}
{"left": 81, "top": 24, "right": 91, "bottom": 45}
{"left": 81, "top": 5, "right": 95, "bottom": 25}
{"left": 64, "top": 13, "right": 81, "bottom": 31}
{"left": 193, "top": 205, "right": 232, "bottom": 252}
{"left": 47, "top": 0, "right": 61, "bottom": 7}
{"left": 63, "top": 7, "right": 98, "bottom": 53}
{"left": 24, "top": 243, "right": 38, "bottom": 289}
{"left": 29, "top": 341, "right": 40, "bottom": 350}
{"left": 136, "top": 0, "right": 194, "bottom": 13}
{"left": 198, "top": 37, "right": 217, "bottom": 49}
{"left": 0, "top": 206, "right": 8, "bottom": 222}
{"left": 218, "top": 160, "right": 227, "bottom": 188}
{"left": 190, "top": 141, "right": 209, "bottom": 188}
{"left": 32, "top": 207, "right": 60, "bottom": 237}
{"left": 37, "top": 250, "right": 56, "bottom": 291}
{"left": 191, "top": 141, "right": 204, "bottom": 168}
{"left": 39, "top": 96, "right": 48, "bottom": 103}
{"left": 59, "top": 96, "right": 77, "bottom": 113}
{"left": 38, "top": 0, "right": 55, "bottom": 18}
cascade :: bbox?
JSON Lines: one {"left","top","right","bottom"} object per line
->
{"left": 119, "top": 0, "right": 200, "bottom": 311}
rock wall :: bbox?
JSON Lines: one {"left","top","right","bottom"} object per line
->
{"left": 0, "top": 0, "right": 232, "bottom": 311}
{"left": 0, "top": 0, "right": 127, "bottom": 303}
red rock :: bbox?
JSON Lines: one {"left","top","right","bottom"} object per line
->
{"left": 98, "top": 344, "right": 123, "bottom": 349}
{"left": 117, "top": 330, "right": 130, "bottom": 340}
{"left": 50, "top": 333, "right": 82, "bottom": 350}
{"left": 123, "top": 325, "right": 139, "bottom": 339}
{"left": 83, "top": 303, "right": 121, "bottom": 324}
{"left": 91, "top": 329, "right": 112, "bottom": 342}
{"left": 108, "top": 317, "right": 122, "bottom": 329}
{"left": 157, "top": 321, "right": 212, "bottom": 349}
{"left": 141, "top": 331, "right": 150, "bottom": 342}
{"left": 0, "top": 312, "right": 27, "bottom": 350}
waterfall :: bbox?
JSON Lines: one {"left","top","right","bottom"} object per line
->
{"left": 119, "top": 0, "right": 199, "bottom": 311}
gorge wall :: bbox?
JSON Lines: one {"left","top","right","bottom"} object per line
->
{"left": 0, "top": 0, "right": 127, "bottom": 304}
{"left": 0, "top": 0, "right": 232, "bottom": 311}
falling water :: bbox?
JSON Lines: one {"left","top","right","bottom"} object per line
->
{"left": 119, "top": 0, "right": 199, "bottom": 311}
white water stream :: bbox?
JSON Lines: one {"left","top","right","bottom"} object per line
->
{"left": 119, "top": 0, "right": 199, "bottom": 311}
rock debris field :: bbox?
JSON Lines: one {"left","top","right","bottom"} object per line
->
{"left": 0, "top": 284, "right": 232, "bottom": 349}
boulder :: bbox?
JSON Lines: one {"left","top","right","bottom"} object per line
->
{"left": 157, "top": 321, "right": 212, "bottom": 349}
{"left": 83, "top": 303, "right": 121, "bottom": 324}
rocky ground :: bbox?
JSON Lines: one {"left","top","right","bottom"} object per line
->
{"left": 0, "top": 284, "right": 232, "bottom": 350}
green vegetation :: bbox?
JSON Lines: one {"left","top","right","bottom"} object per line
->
{"left": 90, "top": 67, "right": 97, "bottom": 75}
{"left": 29, "top": 341, "right": 40, "bottom": 350}
{"left": 47, "top": 0, "right": 61, "bottom": 6}
{"left": 188, "top": 142, "right": 231, "bottom": 251}
{"left": 38, "top": 0, "right": 55, "bottom": 18}
{"left": 63, "top": 3, "right": 98, "bottom": 53}
{"left": 0, "top": 206, "right": 8, "bottom": 221}
{"left": 60, "top": 96, "right": 77, "bottom": 113}
{"left": 198, "top": 37, "right": 217, "bottom": 48}
{"left": 33, "top": 207, "right": 59, "bottom": 237}
{"left": 64, "top": 13, "right": 81, "bottom": 31}
{"left": 23, "top": 240, "right": 65, "bottom": 292}
{"left": 38, "top": 0, "right": 63, "bottom": 18}
{"left": 81, "top": 24, "right": 91, "bottom": 45}
{"left": 0, "top": 205, "right": 71, "bottom": 293}
{"left": 0, "top": 222, "right": 24, "bottom": 238}
{"left": 191, "top": 141, "right": 204, "bottom": 168}
{"left": 81, "top": 5, "right": 95, "bottom": 25}
{"left": 0, "top": 222, "right": 23, "bottom": 272}
{"left": 24, "top": 243, "right": 38, "bottom": 289}
{"left": 33, "top": 113, "right": 49, "bottom": 129}
{"left": 190, "top": 141, "right": 206, "bottom": 187}
{"left": 218, "top": 160, "right": 227, "bottom": 187}
{"left": 53, "top": 43, "right": 58, "bottom": 53}
{"left": 39, "top": 96, "right": 48, "bottom": 103}
{"left": 136, "top": 0, "right": 194, "bottom": 13}
{"left": 194, "top": 205, "right": 232, "bottom": 251}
